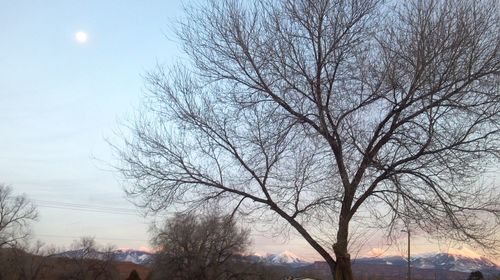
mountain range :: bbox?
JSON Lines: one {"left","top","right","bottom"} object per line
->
{"left": 356, "top": 253, "right": 498, "bottom": 273}
{"left": 58, "top": 248, "right": 499, "bottom": 274}
{"left": 111, "top": 249, "right": 311, "bottom": 267}
{"left": 55, "top": 249, "right": 153, "bottom": 266}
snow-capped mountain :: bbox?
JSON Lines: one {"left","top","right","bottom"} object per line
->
{"left": 358, "top": 249, "right": 499, "bottom": 273}
{"left": 411, "top": 252, "right": 498, "bottom": 272}
{"left": 114, "top": 249, "right": 153, "bottom": 265}
{"left": 115, "top": 249, "right": 311, "bottom": 267}
{"left": 58, "top": 248, "right": 310, "bottom": 267}
{"left": 251, "top": 250, "right": 310, "bottom": 267}
{"left": 56, "top": 249, "right": 153, "bottom": 266}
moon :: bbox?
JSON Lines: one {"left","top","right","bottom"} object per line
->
{"left": 75, "top": 31, "right": 88, "bottom": 43}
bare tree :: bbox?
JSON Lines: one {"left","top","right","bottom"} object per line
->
{"left": 118, "top": 0, "right": 500, "bottom": 279}
{"left": 58, "top": 237, "right": 117, "bottom": 280}
{"left": 0, "top": 240, "right": 58, "bottom": 280}
{"left": 149, "top": 212, "right": 250, "bottom": 280}
{"left": 14, "top": 241, "right": 58, "bottom": 280}
{"left": 0, "top": 184, "right": 38, "bottom": 248}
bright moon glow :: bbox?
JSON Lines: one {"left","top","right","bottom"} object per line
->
{"left": 75, "top": 31, "right": 88, "bottom": 43}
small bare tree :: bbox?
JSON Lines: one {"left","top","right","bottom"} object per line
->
{"left": 150, "top": 212, "right": 250, "bottom": 280}
{"left": 0, "top": 184, "right": 38, "bottom": 248}
{"left": 59, "top": 237, "right": 117, "bottom": 280}
{"left": 118, "top": 0, "right": 500, "bottom": 279}
{"left": 11, "top": 241, "right": 57, "bottom": 280}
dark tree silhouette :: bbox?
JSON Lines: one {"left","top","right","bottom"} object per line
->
{"left": 0, "top": 184, "right": 38, "bottom": 248}
{"left": 118, "top": 0, "right": 500, "bottom": 279}
{"left": 467, "top": 271, "right": 484, "bottom": 280}
{"left": 149, "top": 212, "right": 250, "bottom": 280}
{"left": 126, "top": 269, "right": 141, "bottom": 280}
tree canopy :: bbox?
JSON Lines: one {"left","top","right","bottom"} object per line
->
{"left": 118, "top": 0, "right": 500, "bottom": 279}
{"left": 150, "top": 212, "right": 250, "bottom": 280}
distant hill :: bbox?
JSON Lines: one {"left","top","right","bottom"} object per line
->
{"left": 301, "top": 250, "right": 499, "bottom": 280}
{"left": 0, "top": 248, "right": 151, "bottom": 279}
{"left": 356, "top": 252, "right": 499, "bottom": 273}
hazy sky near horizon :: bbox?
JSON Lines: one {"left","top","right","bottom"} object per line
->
{"left": 0, "top": 0, "right": 496, "bottom": 262}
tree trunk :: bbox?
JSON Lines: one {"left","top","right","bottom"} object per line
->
{"left": 333, "top": 208, "right": 354, "bottom": 280}
{"left": 332, "top": 243, "right": 354, "bottom": 280}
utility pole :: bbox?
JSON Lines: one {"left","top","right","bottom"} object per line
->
{"left": 401, "top": 228, "right": 411, "bottom": 280}
{"left": 407, "top": 228, "right": 411, "bottom": 280}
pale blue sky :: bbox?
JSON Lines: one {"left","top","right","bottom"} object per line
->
{"left": 0, "top": 0, "right": 495, "bottom": 261}
{"left": 0, "top": 0, "right": 320, "bottom": 257}
{"left": 0, "top": 0, "right": 183, "bottom": 251}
